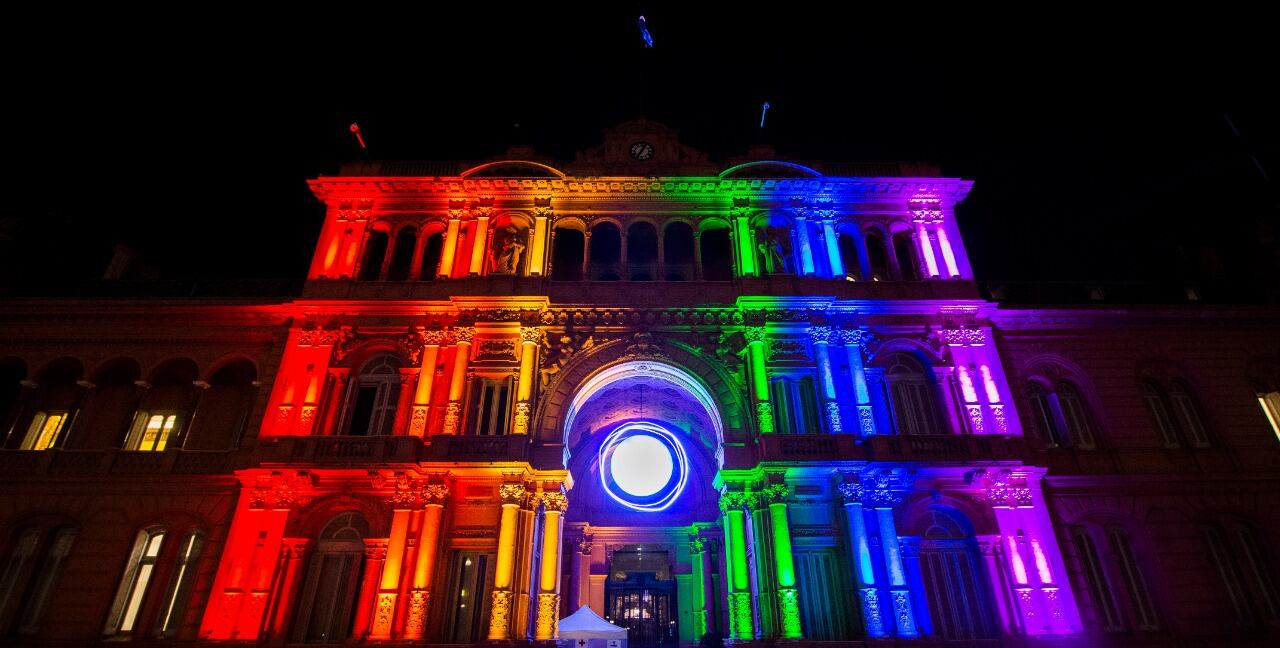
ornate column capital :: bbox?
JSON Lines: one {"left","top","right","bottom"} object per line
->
{"left": 743, "top": 326, "right": 767, "bottom": 344}
{"left": 718, "top": 491, "right": 751, "bottom": 513}
{"left": 539, "top": 490, "right": 569, "bottom": 513}
{"left": 940, "top": 326, "right": 986, "bottom": 347}
{"left": 498, "top": 483, "right": 527, "bottom": 506}
{"left": 422, "top": 483, "right": 451, "bottom": 506}
{"left": 908, "top": 198, "right": 944, "bottom": 223}
{"left": 759, "top": 483, "right": 790, "bottom": 505}
{"left": 808, "top": 325, "right": 833, "bottom": 345}
{"left": 421, "top": 329, "right": 447, "bottom": 346}
{"left": 453, "top": 326, "right": 476, "bottom": 344}
{"left": 836, "top": 328, "right": 864, "bottom": 347}
{"left": 519, "top": 327, "right": 542, "bottom": 345}
{"left": 836, "top": 481, "right": 864, "bottom": 505}
{"left": 861, "top": 470, "right": 908, "bottom": 507}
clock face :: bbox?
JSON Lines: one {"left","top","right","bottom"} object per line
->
{"left": 629, "top": 141, "right": 655, "bottom": 161}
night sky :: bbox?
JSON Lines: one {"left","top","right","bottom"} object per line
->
{"left": 7, "top": 7, "right": 1277, "bottom": 301}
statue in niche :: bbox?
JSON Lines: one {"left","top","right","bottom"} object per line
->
{"left": 756, "top": 226, "right": 791, "bottom": 273}
{"left": 491, "top": 226, "right": 527, "bottom": 274}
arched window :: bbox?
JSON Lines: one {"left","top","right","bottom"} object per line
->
{"left": 1169, "top": 380, "right": 1210, "bottom": 447}
{"left": 184, "top": 360, "right": 258, "bottom": 451}
{"left": 589, "top": 223, "right": 622, "bottom": 281}
{"left": 12, "top": 358, "right": 83, "bottom": 451}
{"left": 699, "top": 226, "right": 733, "bottom": 281}
{"left": 294, "top": 513, "right": 368, "bottom": 644}
{"left": 769, "top": 376, "right": 820, "bottom": 434}
{"left": 126, "top": 358, "right": 199, "bottom": 451}
{"left": 865, "top": 229, "right": 888, "bottom": 280}
{"left": 662, "top": 222, "right": 694, "bottom": 281}
{"left": 104, "top": 528, "right": 166, "bottom": 636}
{"left": 893, "top": 231, "right": 919, "bottom": 280}
{"left": 837, "top": 233, "right": 862, "bottom": 280}
{"left": 341, "top": 355, "right": 403, "bottom": 436}
{"left": 0, "top": 529, "right": 41, "bottom": 632}
{"left": 1143, "top": 378, "right": 1211, "bottom": 448}
{"left": 916, "top": 508, "right": 995, "bottom": 640}
{"left": 1141, "top": 379, "right": 1180, "bottom": 448}
{"left": 1072, "top": 527, "right": 1124, "bottom": 632}
{"left": 1202, "top": 522, "right": 1280, "bottom": 628}
{"left": 1108, "top": 527, "right": 1159, "bottom": 630}
{"left": 14, "top": 528, "right": 77, "bottom": 635}
{"left": 357, "top": 230, "right": 389, "bottom": 281}
{"left": 883, "top": 353, "right": 941, "bottom": 435}
{"left": 627, "top": 222, "right": 658, "bottom": 281}
{"left": 1028, "top": 380, "right": 1097, "bottom": 449}
{"left": 420, "top": 230, "right": 444, "bottom": 280}
{"left": 550, "top": 228, "right": 585, "bottom": 280}
{"left": 153, "top": 530, "right": 203, "bottom": 638}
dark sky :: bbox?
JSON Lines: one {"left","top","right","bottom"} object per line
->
{"left": 7, "top": 6, "right": 1277, "bottom": 299}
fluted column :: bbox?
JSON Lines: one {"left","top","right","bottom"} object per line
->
{"left": 442, "top": 328, "right": 474, "bottom": 435}
{"left": 852, "top": 226, "right": 873, "bottom": 280}
{"left": 513, "top": 328, "right": 540, "bottom": 434}
{"left": 809, "top": 326, "right": 842, "bottom": 433}
{"left": 352, "top": 540, "right": 388, "bottom": 639}
{"left": 581, "top": 231, "right": 592, "bottom": 278}
{"left": 719, "top": 491, "right": 755, "bottom": 640}
{"left": 409, "top": 332, "right": 442, "bottom": 437}
{"left": 744, "top": 327, "right": 773, "bottom": 433}
{"left": 488, "top": 483, "right": 525, "bottom": 641}
{"left": 762, "top": 484, "right": 802, "bottom": 638}
{"left": 535, "top": 490, "right": 568, "bottom": 640}
{"left": 268, "top": 539, "right": 311, "bottom": 640}
{"left": 404, "top": 484, "right": 449, "bottom": 640}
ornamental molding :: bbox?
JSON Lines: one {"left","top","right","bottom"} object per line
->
{"left": 539, "top": 490, "right": 569, "bottom": 513}
{"left": 498, "top": 483, "right": 527, "bottom": 506}
{"left": 968, "top": 469, "right": 1033, "bottom": 508}
{"left": 250, "top": 470, "right": 314, "bottom": 509}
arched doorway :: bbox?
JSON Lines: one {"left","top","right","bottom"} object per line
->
{"left": 916, "top": 507, "right": 996, "bottom": 641}
{"left": 293, "top": 512, "right": 368, "bottom": 644}
{"left": 560, "top": 361, "right": 725, "bottom": 648}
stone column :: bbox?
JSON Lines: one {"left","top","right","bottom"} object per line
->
{"left": 719, "top": 492, "right": 755, "bottom": 640}
{"left": 864, "top": 476, "right": 917, "bottom": 638}
{"left": 438, "top": 216, "right": 461, "bottom": 278}
{"left": 837, "top": 481, "right": 884, "bottom": 636}
{"left": 884, "top": 232, "right": 903, "bottom": 280}
{"left": 409, "top": 332, "right": 442, "bottom": 437}
{"left": 762, "top": 484, "right": 802, "bottom": 639}
{"left": 912, "top": 226, "right": 938, "bottom": 278}
{"left": 838, "top": 329, "right": 875, "bottom": 436}
{"left": 744, "top": 327, "right": 773, "bottom": 433}
{"left": 468, "top": 215, "right": 490, "bottom": 275}
{"left": 809, "top": 326, "right": 842, "bottom": 433}
{"left": 513, "top": 328, "right": 540, "bottom": 435}
{"left": 821, "top": 218, "right": 843, "bottom": 278}
{"left": 581, "top": 230, "right": 592, "bottom": 278}
{"left": 690, "top": 533, "right": 710, "bottom": 640}
{"left": 793, "top": 211, "right": 816, "bottom": 275}
{"left": 352, "top": 540, "right": 388, "bottom": 640}
{"left": 535, "top": 490, "right": 569, "bottom": 640}
{"left": 851, "top": 225, "right": 873, "bottom": 280}
{"left": 268, "top": 539, "right": 311, "bottom": 640}
{"left": 692, "top": 230, "right": 704, "bottom": 280}
{"left": 404, "top": 484, "right": 449, "bottom": 640}
{"left": 488, "top": 483, "right": 525, "bottom": 641}
{"left": 529, "top": 208, "right": 550, "bottom": 276}
{"left": 441, "top": 328, "right": 474, "bottom": 435}
{"left": 370, "top": 505, "right": 413, "bottom": 640}
{"left": 573, "top": 534, "right": 593, "bottom": 611}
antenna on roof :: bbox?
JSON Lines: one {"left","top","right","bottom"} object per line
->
{"left": 637, "top": 15, "right": 654, "bottom": 48}
{"left": 349, "top": 122, "right": 369, "bottom": 155}
{"left": 760, "top": 102, "right": 771, "bottom": 129}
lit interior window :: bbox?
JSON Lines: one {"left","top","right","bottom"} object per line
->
{"left": 22, "top": 412, "right": 67, "bottom": 450}
{"left": 138, "top": 415, "right": 177, "bottom": 451}
{"left": 1259, "top": 392, "right": 1280, "bottom": 442}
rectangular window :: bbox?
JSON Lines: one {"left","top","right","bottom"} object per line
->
{"left": 446, "top": 552, "right": 494, "bottom": 643}
{"left": 1234, "top": 525, "right": 1280, "bottom": 624}
{"left": 18, "top": 528, "right": 77, "bottom": 635}
{"left": 106, "top": 530, "right": 166, "bottom": 635}
{"left": 1204, "top": 525, "right": 1253, "bottom": 626}
{"left": 20, "top": 411, "right": 69, "bottom": 450}
{"left": 469, "top": 378, "right": 512, "bottom": 436}
{"left": 1170, "top": 391, "right": 1210, "bottom": 447}
{"left": 155, "top": 532, "right": 203, "bottom": 637}
{"left": 1058, "top": 387, "right": 1096, "bottom": 449}
{"left": 126, "top": 413, "right": 179, "bottom": 451}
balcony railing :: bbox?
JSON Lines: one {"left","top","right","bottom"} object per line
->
{"left": 753, "top": 434, "right": 1029, "bottom": 464}
{"left": 425, "top": 434, "right": 529, "bottom": 462}
{"left": 252, "top": 435, "right": 426, "bottom": 465}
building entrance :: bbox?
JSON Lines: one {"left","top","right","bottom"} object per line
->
{"left": 604, "top": 545, "right": 677, "bottom": 647}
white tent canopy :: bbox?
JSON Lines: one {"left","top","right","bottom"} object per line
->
{"left": 558, "top": 606, "right": 627, "bottom": 639}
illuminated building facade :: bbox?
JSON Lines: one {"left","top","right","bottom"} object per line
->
{"left": 1, "top": 121, "right": 1278, "bottom": 646}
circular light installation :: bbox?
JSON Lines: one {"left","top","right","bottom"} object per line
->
{"left": 599, "top": 421, "right": 688, "bottom": 512}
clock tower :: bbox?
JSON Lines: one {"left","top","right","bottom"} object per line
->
{"left": 570, "top": 118, "right": 715, "bottom": 175}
